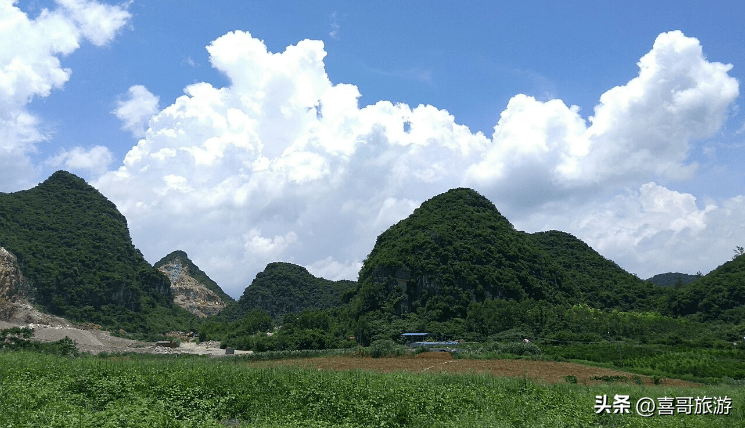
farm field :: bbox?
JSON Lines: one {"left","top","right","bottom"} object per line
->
{"left": 0, "top": 350, "right": 741, "bottom": 427}
{"left": 240, "top": 351, "right": 699, "bottom": 387}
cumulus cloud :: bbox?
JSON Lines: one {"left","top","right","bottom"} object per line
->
{"left": 465, "top": 31, "right": 738, "bottom": 211}
{"left": 113, "top": 85, "right": 160, "bottom": 138}
{"left": 46, "top": 145, "right": 114, "bottom": 175}
{"left": 0, "top": 0, "right": 130, "bottom": 190}
{"left": 97, "top": 30, "right": 741, "bottom": 298}
{"left": 515, "top": 183, "right": 744, "bottom": 279}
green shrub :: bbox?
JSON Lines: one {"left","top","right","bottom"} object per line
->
{"left": 369, "top": 339, "right": 406, "bottom": 358}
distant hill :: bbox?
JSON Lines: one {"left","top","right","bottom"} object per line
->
{"left": 530, "top": 230, "right": 668, "bottom": 311}
{"left": 646, "top": 272, "right": 700, "bottom": 287}
{"left": 154, "top": 250, "right": 237, "bottom": 318}
{"left": 0, "top": 171, "right": 197, "bottom": 333}
{"left": 237, "top": 262, "right": 356, "bottom": 320}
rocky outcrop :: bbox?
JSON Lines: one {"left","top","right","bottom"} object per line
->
{"left": 0, "top": 247, "right": 28, "bottom": 301}
{"left": 0, "top": 247, "right": 70, "bottom": 326}
{"left": 158, "top": 257, "right": 226, "bottom": 318}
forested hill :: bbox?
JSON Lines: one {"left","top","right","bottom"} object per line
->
{"left": 646, "top": 272, "right": 701, "bottom": 287}
{"left": 0, "top": 171, "right": 195, "bottom": 333}
{"left": 236, "top": 262, "right": 356, "bottom": 320}
{"left": 354, "top": 188, "right": 575, "bottom": 321}
{"left": 673, "top": 254, "right": 745, "bottom": 322}
{"left": 529, "top": 230, "right": 667, "bottom": 311}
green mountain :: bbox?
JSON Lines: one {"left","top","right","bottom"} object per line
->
{"left": 237, "top": 262, "right": 357, "bottom": 320}
{"left": 646, "top": 272, "right": 700, "bottom": 287}
{"left": 674, "top": 255, "right": 745, "bottom": 321}
{"left": 354, "top": 188, "right": 576, "bottom": 322}
{"left": 0, "top": 171, "right": 196, "bottom": 333}
{"left": 529, "top": 230, "right": 668, "bottom": 311}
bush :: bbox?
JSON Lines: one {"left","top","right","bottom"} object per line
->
{"left": 369, "top": 339, "right": 407, "bottom": 358}
{"left": 499, "top": 341, "right": 541, "bottom": 356}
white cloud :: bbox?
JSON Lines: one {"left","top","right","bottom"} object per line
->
{"left": 96, "top": 30, "right": 741, "bottom": 298}
{"left": 513, "top": 182, "right": 745, "bottom": 279}
{"left": 46, "top": 145, "right": 113, "bottom": 175}
{"left": 0, "top": 0, "right": 129, "bottom": 190}
{"left": 306, "top": 257, "right": 362, "bottom": 282}
{"left": 113, "top": 85, "right": 160, "bottom": 138}
{"left": 328, "top": 11, "right": 340, "bottom": 40}
{"left": 465, "top": 31, "right": 738, "bottom": 211}
{"left": 243, "top": 229, "right": 299, "bottom": 263}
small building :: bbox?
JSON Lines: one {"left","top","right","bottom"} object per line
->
{"left": 400, "top": 332, "right": 434, "bottom": 345}
{"left": 401, "top": 332, "right": 460, "bottom": 352}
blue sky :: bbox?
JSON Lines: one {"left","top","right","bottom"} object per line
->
{"left": 3, "top": 1, "right": 745, "bottom": 298}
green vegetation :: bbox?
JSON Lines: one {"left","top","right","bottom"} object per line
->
{"left": 1, "top": 351, "right": 741, "bottom": 427}
{"left": 4, "top": 173, "right": 745, "bottom": 420}
{"left": 202, "top": 308, "right": 357, "bottom": 352}
{"left": 0, "top": 171, "right": 199, "bottom": 334}
{"left": 647, "top": 272, "right": 701, "bottom": 287}
{"left": 368, "top": 338, "right": 407, "bottom": 358}
{"left": 1, "top": 327, "right": 79, "bottom": 357}
{"left": 674, "top": 255, "right": 745, "bottom": 322}
{"left": 530, "top": 230, "right": 669, "bottom": 311}
{"left": 234, "top": 262, "right": 356, "bottom": 320}
{"left": 534, "top": 340, "right": 745, "bottom": 384}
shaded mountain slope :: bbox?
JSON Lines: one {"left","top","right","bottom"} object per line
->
{"left": 0, "top": 171, "right": 194, "bottom": 333}
{"left": 354, "top": 188, "right": 576, "bottom": 321}
{"left": 646, "top": 272, "right": 700, "bottom": 287}
{"left": 529, "top": 230, "right": 669, "bottom": 311}
{"left": 675, "top": 255, "right": 745, "bottom": 321}
{"left": 237, "top": 262, "right": 356, "bottom": 320}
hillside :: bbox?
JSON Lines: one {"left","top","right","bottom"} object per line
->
{"left": 0, "top": 171, "right": 197, "bottom": 333}
{"left": 154, "top": 251, "right": 236, "bottom": 318}
{"left": 237, "top": 262, "right": 356, "bottom": 320}
{"left": 354, "top": 188, "right": 575, "bottom": 322}
{"left": 646, "top": 272, "right": 700, "bottom": 287}
{"left": 674, "top": 255, "right": 745, "bottom": 321}
{"left": 530, "top": 230, "right": 669, "bottom": 311}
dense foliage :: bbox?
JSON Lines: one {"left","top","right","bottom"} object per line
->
{"left": 674, "top": 255, "right": 745, "bottom": 322}
{"left": 202, "top": 188, "right": 745, "bottom": 357}
{"left": 647, "top": 272, "right": 701, "bottom": 287}
{"left": 235, "top": 262, "right": 356, "bottom": 320}
{"left": 0, "top": 171, "right": 197, "bottom": 334}
{"left": 530, "top": 230, "right": 670, "bottom": 311}
{"left": 355, "top": 188, "right": 573, "bottom": 323}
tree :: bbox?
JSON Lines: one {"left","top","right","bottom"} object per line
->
{"left": 733, "top": 246, "right": 745, "bottom": 260}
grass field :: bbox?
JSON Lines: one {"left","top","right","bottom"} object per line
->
{"left": 0, "top": 350, "right": 742, "bottom": 427}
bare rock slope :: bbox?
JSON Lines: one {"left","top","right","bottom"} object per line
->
{"left": 158, "top": 256, "right": 227, "bottom": 318}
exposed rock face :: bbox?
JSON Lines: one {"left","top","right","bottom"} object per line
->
{"left": 0, "top": 247, "right": 28, "bottom": 301}
{"left": 0, "top": 247, "right": 69, "bottom": 325}
{"left": 158, "top": 257, "right": 226, "bottom": 318}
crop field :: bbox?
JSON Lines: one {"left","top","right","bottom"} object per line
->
{"left": 239, "top": 351, "right": 699, "bottom": 387}
{"left": 1, "top": 351, "right": 742, "bottom": 427}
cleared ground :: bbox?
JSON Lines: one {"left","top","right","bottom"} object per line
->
{"left": 239, "top": 351, "right": 700, "bottom": 386}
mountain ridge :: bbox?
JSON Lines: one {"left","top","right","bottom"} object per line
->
{"left": 0, "top": 170, "right": 196, "bottom": 333}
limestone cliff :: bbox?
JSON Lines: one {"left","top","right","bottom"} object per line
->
{"left": 0, "top": 247, "right": 29, "bottom": 302}
{"left": 158, "top": 256, "right": 227, "bottom": 318}
{"left": 0, "top": 247, "right": 68, "bottom": 326}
